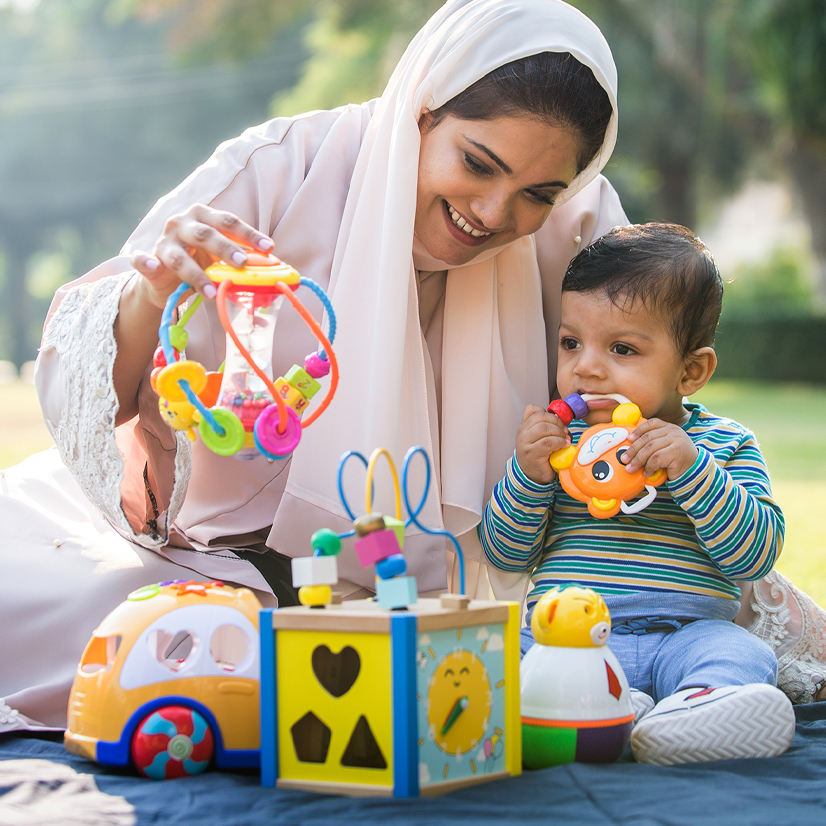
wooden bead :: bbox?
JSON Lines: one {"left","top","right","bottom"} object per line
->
{"left": 292, "top": 556, "right": 338, "bottom": 588}
{"left": 298, "top": 584, "right": 332, "bottom": 607}
{"left": 354, "top": 512, "right": 386, "bottom": 536}
{"left": 375, "top": 553, "right": 407, "bottom": 580}
{"left": 353, "top": 528, "right": 401, "bottom": 567}
{"left": 311, "top": 529, "right": 342, "bottom": 556}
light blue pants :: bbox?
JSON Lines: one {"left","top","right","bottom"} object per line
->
{"left": 521, "top": 596, "right": 778, "bottom": 704}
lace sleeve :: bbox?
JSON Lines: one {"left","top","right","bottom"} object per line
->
{"left": 736, "top": 571, "right": 826, "bottom": 704}
{"left": 40, "top": 273, "right": 191, "bottom": 549}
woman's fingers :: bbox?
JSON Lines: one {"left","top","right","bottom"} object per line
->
{"left": 132, "top": 205, "right": 275, "bottom": 305}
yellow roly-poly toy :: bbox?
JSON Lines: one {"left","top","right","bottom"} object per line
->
{"left": 151, "top": 252, "right": 338, "bottom": 460}
{"left": 549, "top": 399, "right": 667, "bottom": 518}
{"left": 520, "top": 585, "right": 633, "bottom": 767}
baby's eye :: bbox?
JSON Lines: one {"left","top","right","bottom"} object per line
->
{"left": 463, "top": 153, "right": 491, "bottom": 176}
{"left": 560, "top": 337, "right": 580, "bottom": 351}
{"left": 612, "top": 343, "right": 636, "bottom": 356}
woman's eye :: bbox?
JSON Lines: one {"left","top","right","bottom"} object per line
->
{"left": 613, "top": 343, "right": 635, "bottom": 356}
{"left": 525, "top": 189, "right": 555, "bottom": 206}
{"left": 560, "top": 337, "right": 580, "bottom": 351}
{"left": 463, "top": 153, "right": 491, "bottom": 175}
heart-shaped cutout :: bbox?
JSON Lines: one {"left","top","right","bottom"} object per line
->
{"left": 311, "top": 645, "right": 360, "bottom": 697}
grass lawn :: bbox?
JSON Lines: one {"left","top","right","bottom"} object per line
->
{"left": 1, "top": 378, "right": 824, "bottom": 604}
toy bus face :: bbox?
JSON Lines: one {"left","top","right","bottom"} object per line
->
{"left": 64, "top": 582, "right": 261, "bottom": 775}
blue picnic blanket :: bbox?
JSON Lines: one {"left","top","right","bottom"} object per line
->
{"left": 2, "top": 704, "right": 825, "bottom": 825}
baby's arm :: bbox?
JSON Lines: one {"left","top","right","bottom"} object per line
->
{"left": 479, "top": 405, "right": 566, "bottom": 572}
{"left": 664, "top": 431, "right": 783, "bottom": 580}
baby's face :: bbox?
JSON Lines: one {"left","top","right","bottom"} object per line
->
{"left": 556, "top": 291, "right": 690, "bottom": 426}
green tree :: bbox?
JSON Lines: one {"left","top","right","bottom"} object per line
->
{"left": 0, "top": 0, "right": 306, "bottom": 366}
{"left": 744, "top": 0, "right": 826, "bottom": 304}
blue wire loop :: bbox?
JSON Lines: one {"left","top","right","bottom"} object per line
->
{"left": 300, "top": 276, "right": 336, "bottom": 359}
{"left": 402, "top": 447, "right": 465, "bottom": 596}
{"left": 335, "top": 446, "right": 466, "bottom": 596}
{"left": 159, "top": 283, "right": 190, "bottom": 366}
{"left": 336, "top": 451, "right": 370, "bottom": 522}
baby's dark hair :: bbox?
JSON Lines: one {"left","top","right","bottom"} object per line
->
{"left": 429, "top": 52, "right": 612, "bottom": 175}
{"left": 563, "top": 223, "right": 723, "bottom": 357}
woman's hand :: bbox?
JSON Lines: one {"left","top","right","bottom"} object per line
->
{"left": 129, "top": 204, "right": 276, "bottom": 309}
{"left": 622, "top": 418, "right": 699, "bottom": 481}
{"left": 515, "top": 404, "right": 571, "bottom": 485}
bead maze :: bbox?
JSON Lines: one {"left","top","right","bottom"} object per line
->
{"left": 520, "top": 585, "right": 633, "bottom": 767}
{"left": 547, "top": 394, "right": 667, "bottom": 518}
{"left": 258, "top": 446, "right": 522, "bottom": 797}
{"left": 152, "top": 252, "right": 338, "bottom": 460}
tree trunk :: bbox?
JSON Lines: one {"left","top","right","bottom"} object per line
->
{"left": 786, "top": 139, "right": 826, "bottom": 308}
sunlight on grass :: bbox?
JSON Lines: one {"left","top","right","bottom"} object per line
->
{"left": 0, "top": 380, "right": 53, "bottom": 469}
{"left": 694, "top": 381, "right": 826, "bottom": 606}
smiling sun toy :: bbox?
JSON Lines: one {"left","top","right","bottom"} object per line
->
{"left": 549, "top": 401, "right": 667, "bottom": 519}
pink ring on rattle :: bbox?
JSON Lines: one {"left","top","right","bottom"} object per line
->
{"left": 254, "top": 404, "right": 302, "bottom": 457}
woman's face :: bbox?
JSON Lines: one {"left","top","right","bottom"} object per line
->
{"left": 415, "top": 114, "right": 581, "bottom": 266}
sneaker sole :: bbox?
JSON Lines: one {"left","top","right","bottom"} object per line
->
{"left": 631, "top": 686, "right": 796, "bottom": 766}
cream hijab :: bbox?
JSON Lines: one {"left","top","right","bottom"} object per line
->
{"left": 272, "top": 0, "right": 618, "bottom": 585}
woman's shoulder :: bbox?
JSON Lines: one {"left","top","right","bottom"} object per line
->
{"left": 123, "top": 101, "right": 377, "bottom": 255}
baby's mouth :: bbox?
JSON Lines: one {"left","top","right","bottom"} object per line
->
{"left": 580, "top": 393, "right": 631, "bottom": 410}
{"left": 446, "top": 202, "right": 491, "bottom": 238}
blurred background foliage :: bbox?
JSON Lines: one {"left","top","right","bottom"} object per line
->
{"left": 1, "top": 0, "right": 824, "bottom": 376}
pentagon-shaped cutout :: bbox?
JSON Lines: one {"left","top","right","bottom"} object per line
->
{"left": 341, "top": 715, "right": 387, "bottom": 769}
{"left": 291, "top": 712, "right": 332, "bottom": 764}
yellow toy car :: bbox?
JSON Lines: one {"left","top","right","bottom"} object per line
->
{"left": 64, "top": 580, "right": 261, "bottom": 779}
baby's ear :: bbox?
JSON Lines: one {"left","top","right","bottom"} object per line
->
{"left": 678, "top": 347, "right": 717, "bottom": 397}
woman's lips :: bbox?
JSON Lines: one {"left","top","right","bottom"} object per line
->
{"left": 442, "top": 200, "right": 491, "bottom": 247}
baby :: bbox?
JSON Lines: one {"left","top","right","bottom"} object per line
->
{"left": 480, "top": 222, "right": 795, "bottom": 765}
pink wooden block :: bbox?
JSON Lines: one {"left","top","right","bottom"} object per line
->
{"left": 353, "top": 528, "right": 401, "bottom": 568}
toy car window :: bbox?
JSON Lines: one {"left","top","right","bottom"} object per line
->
{"left": 79, "top": 635, "right": 121, "bottom": 674}
{"left": 149, "top": 629, "right": 198, "bottom": 672}
{"left": 210, "top": 624, "right": 249, "bottom": 672}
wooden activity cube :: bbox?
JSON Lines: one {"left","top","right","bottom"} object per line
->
{"left": 260, "top": 595, "right": 522, "bottom": 797}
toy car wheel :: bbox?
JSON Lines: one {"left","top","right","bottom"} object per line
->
{"left": 130, "top": 705, "right": 214, "bottom": 780}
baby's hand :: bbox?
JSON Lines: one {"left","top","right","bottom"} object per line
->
{"left": 621, "top": 418, "right": 698, "bottom": 481}
{"left": 515, "top": 404, "right": 571, "bottom": 485}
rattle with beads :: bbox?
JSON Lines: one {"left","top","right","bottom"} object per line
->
{"left": 151, "top": 251, "right": 338, "bottom": 461}
{"left": 547, "top": 393, "right": 667, "bottom": 519}
{"left": 290, "top": 446, "right": 467, "bottom": 610}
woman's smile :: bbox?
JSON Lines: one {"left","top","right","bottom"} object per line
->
{"left": 415, "top": 114, "right": 580, "bottom": 266}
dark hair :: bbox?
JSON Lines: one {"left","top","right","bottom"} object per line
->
{"left": 428, "top": 52, "right": 612, "bottom": 174}
{"left": 562, "top": 223, "right": 724, "bottom": 357}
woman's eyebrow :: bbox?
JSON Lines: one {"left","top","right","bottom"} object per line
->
{"left": 465, "top": 136, "right": 569, "bottom": 189}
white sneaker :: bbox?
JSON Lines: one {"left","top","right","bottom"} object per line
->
{"left": 631, "top": 684, "right": 796, "bottom": 766}
{"left": 630, "top": 688, "right": 655, "bottom": 724}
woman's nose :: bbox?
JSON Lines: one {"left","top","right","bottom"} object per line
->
{"left": 470, "top": 190, "right": 509, "bottom": 231}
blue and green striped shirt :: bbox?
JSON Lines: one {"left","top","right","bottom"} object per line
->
{"left": 479, "top": 404, "right": 784, "bottom": 614}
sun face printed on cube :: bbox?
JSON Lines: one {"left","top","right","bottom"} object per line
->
{"left": 426, "top": 649, "right": 492, "bottom": 755}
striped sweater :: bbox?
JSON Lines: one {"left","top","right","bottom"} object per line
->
{"left": 479, "top": 404, "right": 784, "bottom": 614}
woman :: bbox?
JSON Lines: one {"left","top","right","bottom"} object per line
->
{"left": 1, "top": 0, "right": 822, "bottom": 733}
